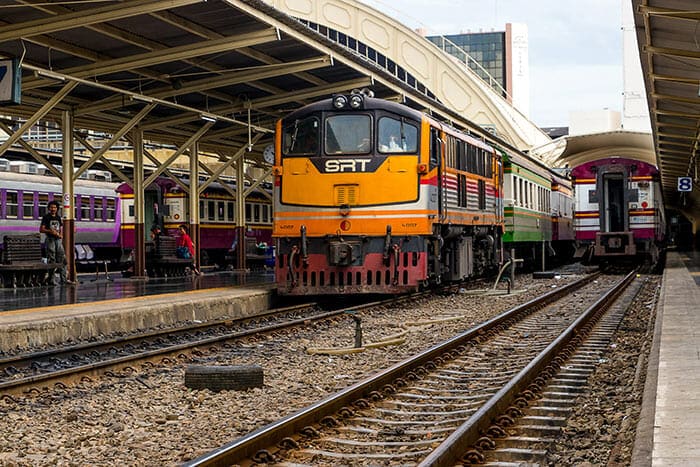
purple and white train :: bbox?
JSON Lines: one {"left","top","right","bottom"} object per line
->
{"left": 572, "top": 156, "right": 666, "bottom": 266}
{"left": 0, "top": 159, "right": 272, "bottom": 269}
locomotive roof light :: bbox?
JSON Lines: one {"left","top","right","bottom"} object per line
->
{"left": 333, "top": 95, "right": 348, "bottom": 109}
{"left": 349, "top": 94, "right": 363, "bottom": 109}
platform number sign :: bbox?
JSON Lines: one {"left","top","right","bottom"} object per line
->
{"left": 677, "top": 177, "right": 692, "bottom": 192}
{"left": 0, "top": 58, "right": 21, "bottom": 105}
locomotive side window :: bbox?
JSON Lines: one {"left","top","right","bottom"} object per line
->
{"left": 283, "top": 116, "right": 319, "bottom": 155}
{"left": 325, "top": 115, "right": 371, "bottom": 154}
{"left": 429, "top": 128, "right": 440, "bottom": 167}
{"left": 378, "top": 116, "right": 417, "bottom": 153}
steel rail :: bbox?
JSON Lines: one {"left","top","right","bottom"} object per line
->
{"left": 419, "top": 269, "right": 636, "bottom": 466}
{"left": 184, "top": 273, "right": 599, "bottom": 467}
{"left": 0, "top": 288, "right": 431, "bottom": 395}
{"left": 0, "top": 302, "right": 318, "bottom": 395}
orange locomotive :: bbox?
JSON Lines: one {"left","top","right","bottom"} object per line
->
{"left": 272, "top": 92, "right": 504, "bottom": 294}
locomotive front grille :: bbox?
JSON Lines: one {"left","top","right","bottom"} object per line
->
{"left": 334, "top": 184, "right": 359, "bottom": 205}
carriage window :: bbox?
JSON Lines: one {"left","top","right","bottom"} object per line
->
{"left": 378, "top": 116, "right": 418, "bottom": 153}
{"left": 283, "top": 116, "right": 319, "bottom": 155}
{"left": 23, "top": 192, "right": 34, "bottom": 219}
{"left": 245, "top": 203, "right": 252, "bottom": 223}
{"left": 52, "top": 193, "right": 63, "bottom": 216}
{"left": 518, "top": 179, "right": 524, "bottom": 207}
{"left": 262, "top": 204, "right": 270, "bottom": 223}
{"left": 6, "top": 191, "right": 18, "bottom": 218}
{"left": 39, "top": 193, "right": 49, "bottom": 217}
{"left": 199, "top": 200, "right": 205, "bottom": 220}
{"left": 81, "top": 196, "right": 91, "bottom": 220}
{"left": 217, "top": 201, "right": 225, "bottom": 222}
{"left": 227, "top": 202, "right": 234, "bottom": 222}
{"left": 106, "top": 198, "right": 116, "bottom": 221}
{"left": 95, "top": 197, "right": 104, "bottom": 221}
{"left": 208, "top": 201, "right": 215, "bottom": 221}
{"left": 253, "top": 204, "right": 261, "bottom": 223}
{"left": 325, "top": 115, "right": 371, "bottom": 154}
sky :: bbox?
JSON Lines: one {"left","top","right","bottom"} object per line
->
{"left": 358, "top": 0, "right": 624, "bottom": 128}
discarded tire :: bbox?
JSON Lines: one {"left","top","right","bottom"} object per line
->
{"left": 184, "top": 364, "right": 264, "bottom": 391}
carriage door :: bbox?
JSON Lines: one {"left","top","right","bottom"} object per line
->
{"left": 602, "top": 173, "right": 625, "bottom": 233}
{"left": 430, "top": 127, "right": 444, "bottom": 220}
{"left": 144, "top": 190, "right": 159, "bottom": 240}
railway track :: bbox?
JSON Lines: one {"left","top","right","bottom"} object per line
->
{"left": 0, "top": 289, "right": 435, "bottom": 396}
{"left": 183, "top": 271, "right": 643, "bottom": 466}
{"left": 0, "top": 302, "right": 323, "bottom": 396}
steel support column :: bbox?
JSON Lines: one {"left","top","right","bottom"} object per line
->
{"left": 189, "top": 142, "right": 200, "bottom": 273}
{"left": 62, "top": 110, "right": 76, "bottom": 283}
{"left": 235, "top": 159, "right": 246, "bottom": 271}
{"left": 132, "top": 129, "right": 146, "bottom": 278}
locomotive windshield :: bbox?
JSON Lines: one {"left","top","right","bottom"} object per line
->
{"left": 378, "top": 116, "right": 418, "bottom": 153}
{"left": 325, "top": 115, "right": 371, "bottom": 154}
{"left": 283, "top": 116, "right": 319, "bottom": 155}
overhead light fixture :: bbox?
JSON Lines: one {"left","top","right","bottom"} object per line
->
{"left": 35, "top": 69, "right": 66, "bottom": 82}
{"left": 200, "top": 114, "right": 217, "bottom": 123}
{"left": 132, "top": 94, "right": 153, "bottom": 103}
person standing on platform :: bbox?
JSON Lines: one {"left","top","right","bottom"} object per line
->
{"left": 40, "top": 200, "right": 73, "bottom": 285}
{"left": 177, "top": 224, "right": 200, "bottom": 275}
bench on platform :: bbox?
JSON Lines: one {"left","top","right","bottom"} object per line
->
{"left": 146, "top": 235, "right": 193, "bottom": 277}
{"left": 0, "top": 234, "right": 62, "bottom": 288}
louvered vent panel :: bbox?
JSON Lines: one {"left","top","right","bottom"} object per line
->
{"left": 334, "top": 185, "right": 359, "bottom": 205}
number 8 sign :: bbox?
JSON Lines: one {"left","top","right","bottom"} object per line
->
{"left": 677, "top": 177, "right": 692, "bottom": 192}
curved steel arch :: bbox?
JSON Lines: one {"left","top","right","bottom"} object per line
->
{"left": 259, "top": 0, "right": 550, "bottom": 150}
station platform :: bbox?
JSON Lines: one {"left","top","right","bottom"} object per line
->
{"left": 0, "top": 271, "right": 275, "bottom": 353}
{"left": 634, "top": 250, "right": 700, "bottom": 466}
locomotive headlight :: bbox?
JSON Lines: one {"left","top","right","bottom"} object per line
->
{"left": 349, "top": 94, "right": 363, "bottom": 109}
{"left": 333, "top": 95, "right": 348, "bottom": 109}
{"left": 641, "top": 201, "right": 648, "bottom": 209}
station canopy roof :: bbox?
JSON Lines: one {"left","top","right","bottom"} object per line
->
{"left": 0, "top": 0, "right": 453, "bottom": 169}
{"left": 632, "top": 0, "right": 700, "bottom": 205}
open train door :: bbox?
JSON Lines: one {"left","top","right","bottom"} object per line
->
{"left": 601, "top": 172, "right": 626, "bottom": 233}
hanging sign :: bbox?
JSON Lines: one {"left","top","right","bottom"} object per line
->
{"left": 677, "top": 177, "right": 692, "bottom": 192}
{"left": 0, "top": 58, "right": 21, "bottom": 105}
